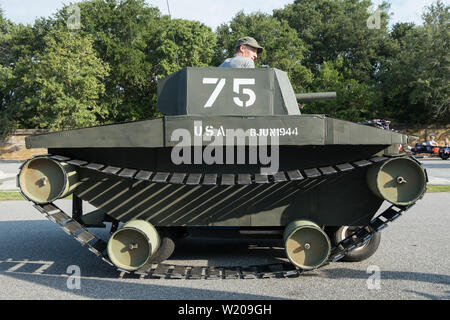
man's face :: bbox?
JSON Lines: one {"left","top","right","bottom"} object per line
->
{"left": 240, "top": 45, "right": 258, "bottom": 61}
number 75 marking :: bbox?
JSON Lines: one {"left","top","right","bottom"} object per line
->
{"left": 203, "top": 78, "right": 256, "bottom": 108}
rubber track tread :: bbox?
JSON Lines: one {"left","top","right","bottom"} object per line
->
{"left": 86, "top": 163, "right": 105, "bottom": 171}
{"left": 304, "top": 168, "right": 321, "bottom": 178}
{"left": 319, "top": 166, "right": 337, "bottom": 175}
{"left": 287, "top": 170, "right": 304, "bottom": 181}
{"left": 152, "top": 172, "right": 170, "bottom": 183}
{"left": 135, "top": 171, "right": 153, "bottom": 181}
{"left": 336, "top": 163, "right": 354, "bottom": 172}
{"left": 102, "top": 166, "right": 122, "bottom": 175}
{"left": 238, "top": 174, "right": 252, "bottom": 185}
{"left": 254, "top": 174, "right": 269, "bottom": 184}
{"left": 119, "top": 169, "right": 137, "bottom": 178}
{"left": 202, "top": 174, "right": 217, "bottom": 185}
{"left": 170, "top": 173, "right": 186, "bottom": 185}
{"left": 186, "top": 174, "right": 202, "bottom": 185}
{"left": 67, "top": 160, "right": 88, "bottom": 166}
{"left": 273, "top": 172, "right": 287, "bottom": 182}
{"left": 221, "top": 174, "right": 235, "bottom": 185}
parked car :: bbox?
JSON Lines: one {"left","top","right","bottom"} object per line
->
{"left": 439, "top": 146, "right": 450, "bottom": 160}
{"left": 360, "top": 119, "right": 391, "bottom": 130}
{"left": 411, "top": 142, "right": 440, "bottom": 155}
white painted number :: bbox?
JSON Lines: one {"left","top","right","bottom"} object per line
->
{"left": 233, "top": 78, "right": 256, "bottom": 108}
{"left": 203, "top": 78, "right": 256, "bottom": 108}
{"left": 203, "top": 78, "right": 226, "bottom": 108}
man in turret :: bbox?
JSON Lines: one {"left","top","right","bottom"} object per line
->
{"left": 219, "top": 36, "right": 264, "bottom": 68}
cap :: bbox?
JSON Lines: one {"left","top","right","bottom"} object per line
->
{"left": 236, "top": 36, "right": 264, "bottom": 54}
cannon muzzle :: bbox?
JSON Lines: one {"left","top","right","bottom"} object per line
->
{"left": 296, "top": 92, "right": 337, "bottom": 102}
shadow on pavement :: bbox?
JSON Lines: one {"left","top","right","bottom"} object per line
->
{"left": 402, "top": 290, "right": 450, "bottom": 300}
{"left": 0, "top": 220, "right": 287, "bottom": 278}
{"left": 319, "top": 267, "right": 450, "bottom": 287}
{"left": 0, "top": 220, "right": 293, "bottom": 299}
{"left": 1, "top": 271, "right": 282, "bottom": 300}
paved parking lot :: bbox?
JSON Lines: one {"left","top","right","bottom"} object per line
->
{"left": 0, "top": 193, "right": 449, "bottom": 300}
{"left": 419, "top": 158, "right": 450, "bottom": 185}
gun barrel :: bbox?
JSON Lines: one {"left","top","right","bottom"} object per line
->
{"left": 296, "top": 92, "right": 337, "bottom": 102}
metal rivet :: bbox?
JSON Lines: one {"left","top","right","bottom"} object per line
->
{"left": 128, "top": 243, "right": 139, "bottom": 250}
{"left": 397, "top": 176, "right": 407, "bottom": 184}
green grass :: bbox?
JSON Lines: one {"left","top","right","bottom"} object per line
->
{"left": 0, "top": 186, "right": 448, "bottom": 201}
{"left": 0, "top": 192, "right": 25, "bottom": 201}
{"left": 0, "top": 192, "right": 73, "bottom": 201}
{"left": 426, "top": 185, "right": 450, "bottom": 193}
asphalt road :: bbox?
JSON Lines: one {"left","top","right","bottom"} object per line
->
{"left": 0, "top": 193, "right": 449, "bottom": 300}
{"left": 0, "top": 161, "right": 21, "bottom": 191}
{"left": 419, "top": 158, "right": 450, "bottom": 185}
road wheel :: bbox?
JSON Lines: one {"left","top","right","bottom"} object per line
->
{"left": 331, "top": 226, "right": 381, "bottom": 262}
{"left": 149, "top": 228, "right": 176, "bottom": 263}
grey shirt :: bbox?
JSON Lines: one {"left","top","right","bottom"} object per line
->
{"left": 219, "top": 56, "right": 255, "bottom": 68}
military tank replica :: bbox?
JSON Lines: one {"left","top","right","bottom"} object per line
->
{"left": 17, "top": 67, "right": 428, "bottom": 279}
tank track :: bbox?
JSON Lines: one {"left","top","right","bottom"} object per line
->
{"left": 28, "top": 154, "right": 425, "bottom": 280}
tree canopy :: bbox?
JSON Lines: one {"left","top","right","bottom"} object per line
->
{"left": 0, "top": 0, "right": 448, "bottom": 135}
{"left": 378, "top": 2, "right": 449, "bottom": 124}
{"left": 215, "top": 11, "right": 313, "bottom": 92}
{"left": 10, "top": 30, "right": 110, "bottom": 129}
{"left": 0, "top": 7, "right": 15, "bottom": 141}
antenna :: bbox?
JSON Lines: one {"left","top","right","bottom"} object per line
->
{"left": 166, "top": 0, "right": 180, "bottom": 67}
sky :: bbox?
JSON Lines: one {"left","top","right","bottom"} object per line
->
{"left": 0, "top": 0, "right": 443, "bottom": 30}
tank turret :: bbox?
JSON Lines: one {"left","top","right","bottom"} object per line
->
{"left": 157, "top": 67, "right": 301, "bottom": 116}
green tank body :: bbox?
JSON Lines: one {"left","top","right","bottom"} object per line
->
{"left": 17, "top": 67, "right": 427, "bottom": 274}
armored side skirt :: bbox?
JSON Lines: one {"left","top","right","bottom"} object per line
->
{"left": 20, "top": 145, "right": 400, "bottom": 228}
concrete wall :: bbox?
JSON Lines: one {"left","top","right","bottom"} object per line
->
{"left": 393, "top": 125, "right": 450, "bottom": 146}
{"left": 0, "top": 129, "right": 48, "bottom": 161}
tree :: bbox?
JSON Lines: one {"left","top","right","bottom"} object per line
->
{"left": 1, "top": 9, "right": 59, "bottom": 135}
{"left": 412, "top": 1, "right": 449, "bottom": 124}
{"left": 155, "top": 18, "right": 217, "bottom": 76}
{"left": 0, "top": 7, "right": 15, "bottom": 142}
{"left": 0, "top": 6, "right": 14, "bottom": 66}
{"left": 304, "top": 58, "right": 381, "bottom": 122}
{"left": 274, "top": 0, "right": 394, "bottom": 83}
{"left": 0, "top": 64, "right": 14, "bottom": 143}
{"left": 2, "top": 0, "right": 447, "bottom": 130}
{"left": 271, "top": 0, "right": 394, "bottom": 120}
{"left": 215, "top": 11, "right": 313, "bottom": 92}
{"left": 52, "top": 0, "right": 216, "bottom": 122}
{"left": 379, "top": 1, "right": 449, "bottom": 124}
{"left": 9, "top": 29, "right": 110, "bottom": 129}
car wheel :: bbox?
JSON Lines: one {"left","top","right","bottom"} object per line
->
{"left": 332, "top": 226, "right": 381, "bottom": 262}
{"left": 149, "top": 228, "right": 176, "bottom": 263}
